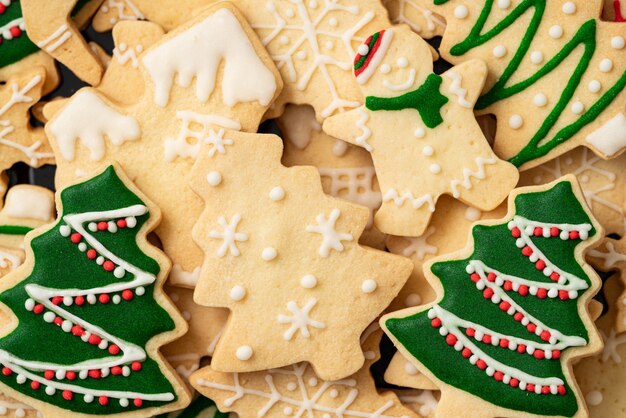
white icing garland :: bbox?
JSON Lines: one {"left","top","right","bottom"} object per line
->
{"left": 382, "top": 189, "right": 435, "bottom": 212}
{"left": 450, "top": 157, "right": 497, "bottom": 198}
{"left": 445, "top": 70, "right": 472, "bottom": 108}
{"left": 354, "top": 108, "right": 373, "bottom": 152}
{"left": 36, "top": 24, "right": 72, "bottom": 53}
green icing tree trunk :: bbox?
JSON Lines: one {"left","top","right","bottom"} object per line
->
{"left": 385, "top": 181, "right": 597, "bottom": 417}
{"left": 0, "top": 166, "right": 180, "bottom": 414}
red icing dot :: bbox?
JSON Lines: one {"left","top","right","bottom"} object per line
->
{"left": 103, "top": 261, "right": 115, "bottom": 271}
{"left": 540, "top": 330, "right": 551, "bottom": 341}
{"left": 527, "top": 323, "right": 537, "bottom": 333}
{"left": 71, "top": 325, "right": 84, "bottom": 336}
{"left": 30, "top": 381, "right": 40, "bottom": 390}
{"left": 510, "top": 378, "right": 519, "bottom": 388}
{"left": 51, "top": 296, "right": 63, "bottom": 305}
{"left": 111, "top": 366, "right": 123, "bottom": 375}
{"left": 552, "top": 350, "right": 561, "bottom": 359}
{"left": 33, "top": 304, "right": 44, "bottom": 314}
{"left": 559, "top": 290, "right": 570, "bottom": 300}
{"left": 88, "top": 334, "right": 102, "bottom": 345}
{"left": 476, "top": 360, "right": 487, "bottom": 370}
{"left": 53, "top": 316, "right": 63, "bottom": 326}
{"left": 122, "top": 290, "right": 134, "bottom": 301}
{"left": 533, "top": 350, "right": 545, "bottom": 360}
{"left": 535, "top": 260, "right": 546, "bottom": 270}
{"left": 521, "top": 246, "right": 533, "bottom": 256}
{"left": 0, "top": 5, "right": 5, "bottom": 13}
{"left": 526, "top": 384, "right": 535, "bottom": 392}
{"left": 88, "top": 370, "right": 101, "bottom": 379}
{"left": 482, "top": 288, "right": 494, "bottom": 299}
{"left": 503, "top": 280, "right": 513, "bottom": 291}
{"left": 499, "top": 338, "right": 509, "bottom": 348}
{"left": 66, "top": 371, "right": 76, "bottom": 380}
{"left": 117, "top": 219, "right": 127, "bottom": 228}
{"left": 569, "top": 231, "right": 580, "bottom": 240}
{"left": 499, "top": 301, "right": 511, "bottom": 312}
{"left": 470, "top": 273, "right": 480, "bottom": 283}
{"left": 75, "top": 296, "right": 85, "bottom": 306}
{"left": 537, "top": 288, "right": 548, "bottom": 299}
{"left": 133, "top": 398, "right": 142, "bottom": 407}
{"left": 431, "top": 318, "right": 442, "bottom": 328}
{"left": 517, "top": 344, "right": 526, "bottom": 354}
{"left": 99, "top": 294, "right": 110, "bottom": 304}
{"left": 445, "top": 334, "right": 457, "bottom": 346}
{"left": 1, "top": 367, "right": 11, "bottom": 376}
{"left": 461, "top": 348, "right": 472, "bottom": 359}
{"left": 9, "top": 26, "right": 21, "bottom": 38}
{"left": 558, "top": 385, "right": 566, "bottom": 395}
{"left": 466, "top": 328, "right": 475, "bottom": 337}
{"left": 550, "top": 227, "right": 559, "bottom": 237}
{"left": 131, "top": 362, "right": 142, "bottom": 371}
{"left": 70, "top": 233, "right": 82, "bottom": 244}
{"left": 44, "top": 370, "right": 54, "bottom": 380}
{"left": 494, "top": 371, "right": 504, "bottom": 381}
{"left": 62, "top": 390, "right": 73, "bottom": 400}
{"left": 482, "top": 334, "right": 491, "bottom": 345}
{"left": 108, "top": 345, "right": 120, "bottom": 355}
{"left": 87, "top": 249, "right": 97, "bottom": 259}
{"left": 518, "top": 285, "right": 529, "bottom": 296}
{"left": 97, "top": 222, "right": 108, "bottom": 231}
{"left": 487, "top": 272, "right": 496, "bottom": 282}
{"left": 533, "top": 227, "right": 543, "bottom": 237}
{"left": 541, "top": 386, "right": 551, "bottom": 395}
{"left": 550, "top": 272, "right": 560, "bottom": 282}
{"left": 99, "top": 396, "right": 109, "bottom": 406}
{"left": 511, "top": 227, "right": 521, "bottom": 237}
{"left": 513, "top": 313, "right": 524, "bottom": 322}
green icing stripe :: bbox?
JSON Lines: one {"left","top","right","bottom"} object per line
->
{"left": 354, "top": 32, "right": 380, "bottom": 71}
{"left": 0, "top": 225, "right": 33, "bottom": 235}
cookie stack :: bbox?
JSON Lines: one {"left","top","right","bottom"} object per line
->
{"left": 0, "top": 0, "right": 624, "bottom": 417}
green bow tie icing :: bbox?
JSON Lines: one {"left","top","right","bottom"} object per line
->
{"left": 0, "top": 165, "right": 188, "bottom": 415}
{"left": 421, "top": 0, "right": 626, "bottom": 168}
{"left": 382, "top": 178, "right": 601, "bottom": 417}
{"left": 365, "top": 74, "right": 449, "bottom": 129}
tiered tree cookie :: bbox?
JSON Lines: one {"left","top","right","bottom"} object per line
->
{"left": 0, "top": 165, "right": 191, "bottom": 416}
{"left": 45, "top": 3, "right": 283, "bottom": 289}
{"left": 323, "top": 26, "right": 518, "bottom": 237}
{"left": 382, "top": 176, "right": 603, "bottom": 417}
{"left": 190, "top": 327, "right": 418, "bottom": 418}
{"left": 278, "top": 104, "right": 385, "bottom": 249}
{"left": 397, "top": 0, "right": 626, "bottom": 169}
{"left": 188, "top": 129, "right": 412, "bottom": 380}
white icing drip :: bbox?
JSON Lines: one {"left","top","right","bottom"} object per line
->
{"left": 354, "top": 108, "right": 372, "bottom": 152}
{"left": 382, "top": 189, "right": 435, "bottom": 212}
{"left": 49, "top": 90, "right": 140, "bottom": 161}
{"left": 383, "top": 69, "right": 416, "bottom": 92}
{"left": 36, "top": 24, "right": 71, "bottom": 53}
{"left": 164, "top": 110, "right": 241, "bottom": 162}
{"left": 445, "top": 71, "right": 473, "bottom": 108}
{"left": 142, "top": 8, "right": 277, "bottom": 107}
{"left": 450, "top": 157, "right": 497, "bottom": 198}
{"left": 318, "top": 166, "right": 381, "bottom": 229}
{"left": 208, "top": 214, "right": 248, "bottom": 257}
{"left": 305, "top": 208, "right": 353, "bottom": 257}
{"left": 277, "top": 299, "right": 326, "bottom": 340}
{"left": 585, "top": 113, "right": 626, "bottom": 157}
{"left": 401, "top": 226, "right": 437, "bottom": 260}
{"left": 3, "top": 186, "right": 54, "bottom": 222}
{"left": 112, "top": 43, "right": 142, "bottom": 68}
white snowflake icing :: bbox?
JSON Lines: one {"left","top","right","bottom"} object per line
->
{"left": 601, "top": 328, "right": 626, "bottom": 363}
{"left": 206, "top": 128, "right": 234, "bottom": 158}
{"left": 306, "top": 208, "right": 353, "bottom": 257}
{"left": 209, "top": 214, "right": 249, "bottom": 257}
{"left": 400, "top": 226, "right": 437, "bottom": 260}
{"left": 277, "top": 298, "right": 326, "bottom": 340}
{"left": 253, "top": 0, "right": 375, "bottom": 118}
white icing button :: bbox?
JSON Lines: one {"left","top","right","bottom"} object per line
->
{"left": 357, "top": 44, "right": 369, "bottom": 56}
{"left": 429, "top": 163, "right": 441, "bottom": 174}
{"left": 571, "top": 101, "right": 585, "bottom": 114}
{"left": 585, "top": 390, "right": 603, "bottom": 406}
{"left": 530, "top": 51, "right": 543, "bottom": 64}
{"left": 262, "top": 247, "right": 278, "bottom": 261}
{"left": 414, "top": 127, "right": 425, "bottom": 138}
{"left": 300, "top": 274, "right": 317, "bottom": 289}
{"left": 422, "top": 145, "right": 434, "bottom": 156}
{"left": 600, "top": 58, "right": 613, "bottom": 72}
{"left": 492, "top": 45, "right": 507, "bottom": 58}
{"left": 380, "top": 63, "right": 391, "bottom": 74}
{"left": 236, "top": 345, "right": 253, "bottom": 360}
{"left": 533, "top": 93, "right": 548, "bottom": 107}
{"left": 230, "top": 285, "right": 246, "bottom": 301}
{"left": 588, "top": 80, "right": 602, "bottom": 93}
{"left": 509, "top": 114, "right": 523, "bottom": 129}
{"left": 562, "top": 2, "right": 576, "bottom": 14}
{"left": 397, "top": 57, "right": 409, "bottom": 68}
{"left": 207, "top": 171, "right": 222, "bottom": 186}
{"left": 497, "top": 0, "right": 510, "bottom": 8}
{"left": 454, "top": 5, "right": 469, "bottom": 19}
{"left": 361, "top": 279, "right": 377, "bottom": 293}
{"left": 269, "top": 186, "right": 285, "bottom": 201}
{"left": 404, "top": 293, "right": 421, "bottom": 307}
{"left": 549, "top": 25, "right": 563, "bottom": 39}
{"left": 611, "top": 36, "right": 625, "bottom": 50}
{"left": 59, "top": 225, "right": 71, "bottom": 236}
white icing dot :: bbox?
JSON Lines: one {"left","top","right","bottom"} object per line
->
{"left": 404, "top": 361, "right": 418, "bottom": 375}
{"left": 207, "top": 171, "right": 222, "bottom": 186}
{"left": 404, "top": 293, "right": 421, "bottom": 307}
{"left": 329, "top": 389, "right": 339, "bottom": 398}
{"left": 329, "top": 17, "right": 338, "bottom": 27}
{"left": 308, "top": 377, "right": 318, "bottom": 386}
{"left": 84, "top": 394, "right": 94, "bottom": 403}
{"left": 492, "top": 45, "right": 507, "bottom": 58}
{"left": 112, "top": 295, "right": 121, "bottom": 304}
{"left": 571, "top": 101, "right": 585, "bottom": 114}
{"left": 279, "top": 35, "right": 289, "bottom": 45}
{"left": 236, "top": 345, "right": 253, "bottom": 360}
{"left": 16, "top": 374, "right": 26, "bottom": 384}
{"left": 25, "top": 299, "right": 35, "bottom": 311}
{"left": 45, "top": 386, "right": 56, "bottom": 396}
{"left": 549, "top": 25, "right": 563, "bottom": 39}
{"left": 59, "top": 225, "right": 71, "bottom": 236}
{"left": 285, "top": 8, "right": 294, "bottom": 18}
{"left": 325, "top": 40, "right": 333, "bottom": 50}
{"left": 300, "top": 274, "right": 317, "bottom": 289}
{"left": 88, "top": 222, "right": 97, "bottom": 232}
{"left": 114, "top": 266, "right": 125, "bottom": 278}
{"left": 296, "top": 50, "right": 307, "bottom": 60}
{"left": 287, "top": 382, "right": 297, "bottom": 391}
{"left": 600, "top": 58, "right": 613, "bottom": 72}
{"left": 562, "top": 2, "right": 576, "bottom": 14}
{"left": 43, "top": 312, "right": 55, "bottom": 323}
{"left": 361, "top": 279, "right": 377, "bottom": 293}
{"left": 262, "top": 247, "right": 277, "bottom": 261}
{"left": 397, "top": 57, "right": 409, "bottom": 68}
{"left": 454, "top": 5, "right": 469, "bottom": 19}
{"left": 464, "top": 207, "right": 482, "bottom": 221}
{"left": 358, "top": 44, "right": 369, "bottom": 56}
{"left": 588, "top": 80, "right": 602, "bottom": 93}
{"left": 530, "top": 51, "right": 543, "bottom": 64}
{"left": 509, "top": 114, "right": 523, "bottom": 129}
{"left": 96, "top": 256, "right": 104, "bottom": 265}
{"left": 422, "top": 145, "right": 434, "bottom": 156}
{"left": 586, "top": 390, "right": 603, "bottom": 406}
{"left": 533, "top": 93, "right": 548, "bottom": 107}
{"left": 269, "top": 186, "right": 285, "bottom": 201}
{"left": 135, "top": 286, "right": 145, "bottom": 296}
{"left": 284, "top": 406, "right": 293, "bottom": 415}
{"left": 230, "top": 285, "right": 246, "bottom": 301}
{"left": 78, "top": 243, "right": 87, "bottom": 252}
{"left": 497, "top": 0, "right": 510, "bottom": 8}
{"left": 61, "top": 320, "right": 73, "bottom": 332}
{"left": 611, "top": 36, "right": 625, "bottom": 50}
{"left": 120, "top": 398, "right": 129, "bottom": 407}
{"left": 380, "top": 63, "right": 391, "bottom": 74}
{"left": 414, "top": 127, "right": 425, "bottom": 138}
{"left": 429, "top": 163, "right": 441, "bottom": 174}
{"left": 126, "top": 217, "right": 137, "bottom": 228}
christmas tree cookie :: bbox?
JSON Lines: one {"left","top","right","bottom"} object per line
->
{"left": 0, "top": 165, "right": 191, "bottom": 416}
{"left": 188, "top": 129, "right": 412, "bottom": 380}
{"left": 45, "top": 2, "right": 283, "bottom": 289}
{"left": 323, "top": 26, "right": 518, "bottom": 237}
{"left": 398, "top": 0, "right": 626, "bottom": 169}
{"left": 382, "top": 176, "right": 603, "bottom": 417}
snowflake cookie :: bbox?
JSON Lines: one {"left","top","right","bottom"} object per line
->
{"left": 323, "top": 26, "right": 518, "bottom": 237}
{"left": 401, "top": 0, "right": 626, "bottom": 170}
{"left": 45, "top": 3, "right": 283, "bottom": 289}
{"left": 188, "top": 129, "right": 412, "bottom": 380}
{"left": 189, "top": 326, "right": 417, "bottom": 418}
{"left": 0, "top": 164, "right": 192, "bottom": 416}
{"left": 382, "top": 176, "right": 603, "bottom": 417}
